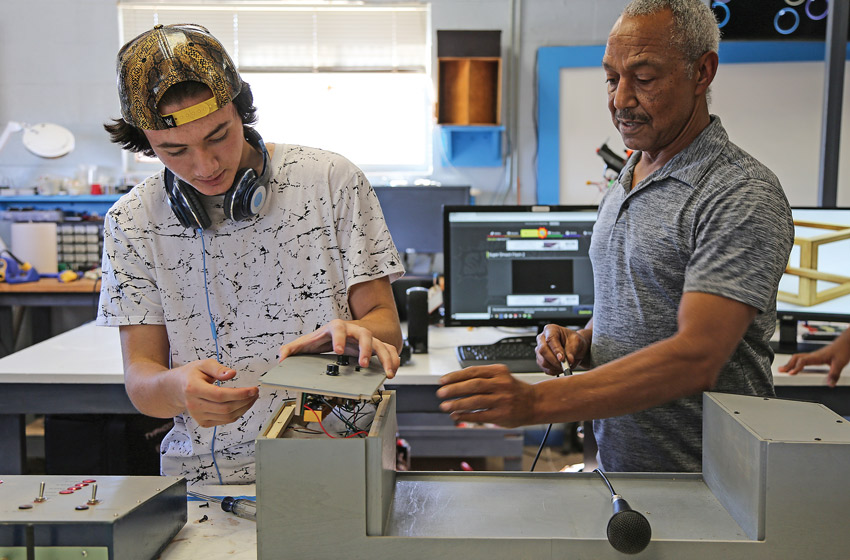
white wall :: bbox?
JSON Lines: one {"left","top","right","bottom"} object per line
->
{"left": 0, "top": 0, "right": 635, "bottom": 204}
{"left": 10, "top": 1, "right": 842, "bottom": 207}
{"left": 0, "top": 0, "right": 122, "bottom": 188}
{"left": 712, "top": 61, "right": 850, "bottom": 207}
{"left": 557, "top": 60, "right": 850, "bottom": 208}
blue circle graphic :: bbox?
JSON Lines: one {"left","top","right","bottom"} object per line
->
{"left": 774, "top": 7, "right": 801, "bottom": 35}
{"left": 713, "top": 1, "right": 731, "bottom": 28}
{"left": 806, "top": 0, "right": 828, "bottom": 21}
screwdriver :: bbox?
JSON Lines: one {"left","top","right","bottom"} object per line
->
{"left": 188, "top": 491, "right": 257, "bottom": 522}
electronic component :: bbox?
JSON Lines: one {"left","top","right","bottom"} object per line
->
{"left": 261, "top": 353, "right": 387, "bottom": 435}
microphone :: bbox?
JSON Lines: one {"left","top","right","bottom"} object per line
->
{"left": 594, "top": 469, "right": 652, "bottom": 555}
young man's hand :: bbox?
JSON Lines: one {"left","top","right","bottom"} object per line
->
{"left": 278, "top": 319, "right": 400, "bottom": 378}
{"left": 176, "top": 359, "right": 260, "bottom": 427}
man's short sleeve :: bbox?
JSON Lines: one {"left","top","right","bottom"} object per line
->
{"left": 327, "top": 160, "right": 404, "bottom": 287}
{"left": 97, "top": 206, "right": 164, "bottom": 326}
{"left": 684, "top": 180, "right": 794, "bottom": 312}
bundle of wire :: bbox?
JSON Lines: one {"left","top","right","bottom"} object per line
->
{"left": 302, "top": 395, "right": 379, "bottom": 439}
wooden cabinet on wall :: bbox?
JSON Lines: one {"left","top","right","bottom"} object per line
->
{"left": 438, "top": 57, "right": 501, "bottom": 125}
{"left": 436, "top": 30, "right": 502, "bottom": 125}
{"left": 436, "top": 30, "right": 504, "bottom": 166}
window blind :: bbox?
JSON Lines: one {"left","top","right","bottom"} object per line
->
{"left": 118, "top": 1, "right": 430, "bottom": 72}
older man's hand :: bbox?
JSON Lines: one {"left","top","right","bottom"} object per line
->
{"left": 436, "top": 364, "right": 537, "bottom": 428}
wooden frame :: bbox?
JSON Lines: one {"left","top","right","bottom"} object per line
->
{"left": 778, "top": 219, "right": 850, "bottom": 306}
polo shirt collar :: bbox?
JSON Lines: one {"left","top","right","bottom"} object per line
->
{"left": 618, "top": 115, "right": 727, "bottom": 193}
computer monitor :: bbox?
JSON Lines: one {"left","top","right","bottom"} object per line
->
{"left": 443, "top": 205, "right": 597, "bottom": 329}
{"left": 373, "top": 186, "right": 472, "bottom": 255}
{"left": 774, "top": 207, "right": 850, "bottom": 353}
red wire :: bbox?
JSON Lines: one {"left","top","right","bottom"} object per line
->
{"left": 303, "top": 404, "right": 336, "bottom": 438}
{"left": 303, "top": 404, "right": 369, "bottom": 439}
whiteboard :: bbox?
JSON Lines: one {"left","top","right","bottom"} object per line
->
{"left": 538, "top": 42, "right": 850, "bottom": 208}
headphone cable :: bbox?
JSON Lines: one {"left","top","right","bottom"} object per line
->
{"left": 199, "top": 228, "right": 224, "bottom": 485}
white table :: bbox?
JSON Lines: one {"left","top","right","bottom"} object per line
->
{"left": 161, "top": 484, "right": 257, "bottom": 560}
{"left": 0, "top": 322, "right": 531, "bottom": 474}
{"left": 2, "top": 321, "right": 848, "bottom": 473}
{"left": 2, "top": 324, "right": 848, "bottom": 559}
{"left": 0, "top": 324, "right": 134, "bottom": 473}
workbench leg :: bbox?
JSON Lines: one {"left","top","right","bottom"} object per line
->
{"left": 0, "top": 414, "right": 26, "bottom": 474}
{"left": 31, "top": 307, "right": 52, "bottom": 345}
{"left": 0, "top": 305, "right": 14, "bottom": 358}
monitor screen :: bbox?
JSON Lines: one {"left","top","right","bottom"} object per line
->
{"left": 373, "top": 186, "right": 471, "bottom": 254}
{"left": 443, "top": 205, "right": 597, "bottom": 328}
{"left": 774, "top": 207, "right": 850, "bottom": 352}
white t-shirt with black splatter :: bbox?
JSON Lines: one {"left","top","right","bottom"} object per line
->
{"left": 97, "top": 144, "right": 404, "bottom": 484}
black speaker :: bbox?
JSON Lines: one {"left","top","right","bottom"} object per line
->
{"left": 406, "top": 286, "right": 429, "bottom": 353}
{"left": 164, "top": 126, "right": 271, "bottom": 230}
{"left": 392, "top": 276, "right": 433, "bottom": 321}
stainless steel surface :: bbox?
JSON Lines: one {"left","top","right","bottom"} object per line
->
{"left": 387, "top": 472, "right": 744, "bottom": 540}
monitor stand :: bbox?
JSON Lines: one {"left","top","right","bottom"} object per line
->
{"left": 770, "top": 317, "right": 832, "bottom": 354}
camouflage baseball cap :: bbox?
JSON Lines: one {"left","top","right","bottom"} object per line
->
{"left": 117, "top": 24, "right": 242, "bottom": 130}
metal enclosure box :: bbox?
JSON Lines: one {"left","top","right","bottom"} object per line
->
{"left": 0, "top": 475, "right": 186, "bottom": 560}
{"left": 255, "top": 392, "right": 850, "bottom": 559}
{"left": 256, "top": 390, "right": 397, "bottom": 558}
{"left": 703, "top": 392, "right": 850, "bottom": 555}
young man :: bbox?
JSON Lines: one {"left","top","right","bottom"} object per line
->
{"left": 99, "top": 24, "right": 404, "bottom": 484}
{"left": 437, "top": 0, "right": 795, "bottom": 472}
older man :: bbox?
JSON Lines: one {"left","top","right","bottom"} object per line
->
{"left": 437, "top": 0, "right": 794, "bottom": 472}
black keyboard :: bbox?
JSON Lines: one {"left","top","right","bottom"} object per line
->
{"left": 455, "top": 335, "right": 541, "bottom": 373}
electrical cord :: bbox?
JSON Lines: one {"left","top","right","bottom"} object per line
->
{"left": 199, "top": 228, "right": 224, "bottom": 485}
{"left": 594, "top": 467, "right": 616, "bottom": 495}
{"left": 304, "top": 404, "right": 369, "bottom": 439}
{"left": 320, "top": 396, "right": 375, "bottom": 437}
{"left": 529, "top": 359, "right": 572, "bottom": 472}
{"left": 529, "top": 422, "right": 554, "bottom": 472}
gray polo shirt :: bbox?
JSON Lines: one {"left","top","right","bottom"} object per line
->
{"left": 589, "top": 116, "right": 794, "bottom": 472}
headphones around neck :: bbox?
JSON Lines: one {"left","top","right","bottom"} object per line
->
{"left": 164, "top": 126, "right": 271, "bottom": 230}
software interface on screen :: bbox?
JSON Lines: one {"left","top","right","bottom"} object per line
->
{"left": 444, "top": 207, "right": 597, "bottom": 327}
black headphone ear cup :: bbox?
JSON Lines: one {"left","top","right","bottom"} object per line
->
{"left": 223, "top": 168, "right": 253, "bottom": 222}
{"left": 224, "top": 168, "right": 268, "bottom": 222}
{"left": 223, "top": 128, "right": 271, "bottom": 222}
{"left": 164, "top": 169, "right": 211, "bottom": 230}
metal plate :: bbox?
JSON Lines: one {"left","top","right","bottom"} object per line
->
{"left": 260, "top": 354, "right": 386, "bottom": 400}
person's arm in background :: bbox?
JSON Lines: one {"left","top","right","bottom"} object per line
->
{"left": 779, "top": 328, "right": 850, "bottom": 388}
{"left": 120, "top": 324, "right": 259, "bottom": 427}
{"left": 437, "top": 291, "right": 756, "bottom": 427}
{"left": 278, "top": 276, "right": 403, "bottom": 377}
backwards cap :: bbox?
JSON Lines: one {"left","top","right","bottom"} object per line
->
{"left": 117, "top": 24, "right": 242, "bottom": 130}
